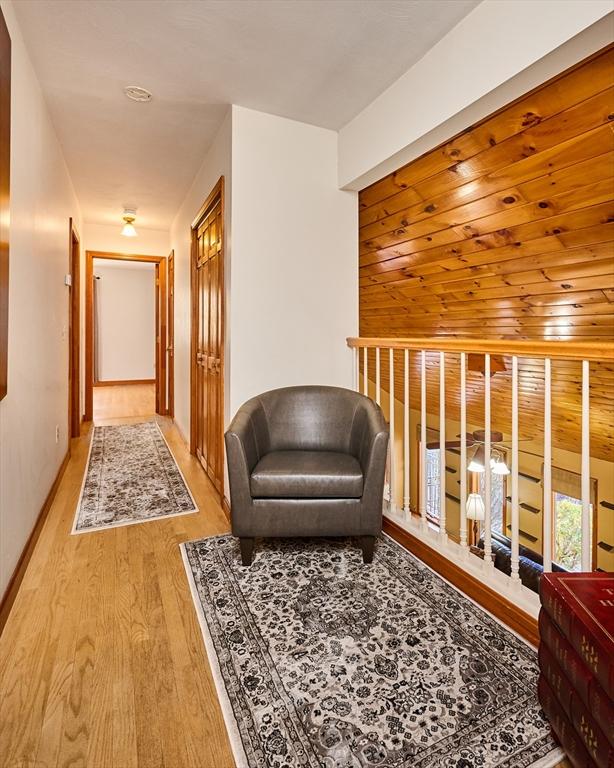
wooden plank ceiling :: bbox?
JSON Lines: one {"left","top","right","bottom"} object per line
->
{"left": 358, "top": 46, "right": 614, "bottom": 462}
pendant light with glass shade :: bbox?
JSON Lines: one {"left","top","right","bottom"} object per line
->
{"left": 467, "top": 444, "right": 486, "bottom": 473}
{"left": 491, "top": 452, "right": 510, "bottom": 475}
{"left": 121, "top": 209, "right": 138, "bottom": 237}
{"left": 467, "top": 444, "right": 509, "bottom": 475}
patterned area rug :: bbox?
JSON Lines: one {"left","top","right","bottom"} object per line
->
{"left": 182, "top": 535, "right": 563, "bottom": 768}
{"left": 72, "top": 421, "right": 197, "bottom": 533}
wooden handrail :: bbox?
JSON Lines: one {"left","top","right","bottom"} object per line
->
{"left": 346, "top": 337, "right": 614, "bottom": 363}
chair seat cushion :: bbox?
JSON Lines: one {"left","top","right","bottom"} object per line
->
{"left": 250, "top": 451, "right": 363, "bottom": 499}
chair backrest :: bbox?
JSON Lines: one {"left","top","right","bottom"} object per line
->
{"left": 256, "top": 385, "right": 369, "bottom": 454}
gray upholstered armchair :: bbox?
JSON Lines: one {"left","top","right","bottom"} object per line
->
{"left": 224, "top": 385, "right": 389, "bottom": 565}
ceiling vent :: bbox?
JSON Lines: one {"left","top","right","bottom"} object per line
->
{"left": 124, "top": 86, "right": 152, "bottom": 103}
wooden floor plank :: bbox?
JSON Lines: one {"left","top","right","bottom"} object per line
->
{"left": 0, "top": 388, "right": 234, "bottom": 768}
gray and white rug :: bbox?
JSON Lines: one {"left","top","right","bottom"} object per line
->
{"left": 72, "top": 421, "right": 197, "bottom": 533}
{"left": 181, "top": 535, "right": 562, "bottom": 768}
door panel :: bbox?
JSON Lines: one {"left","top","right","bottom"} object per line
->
{"left": 167, "top": 250, "right": 174, "bottom": 418}
{"left": 192, "top": 184, "right": 224, "bottom": 496}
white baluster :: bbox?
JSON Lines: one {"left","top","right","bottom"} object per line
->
{"left": 581, "top": 360, "right": 591, "bottom": 571}
{"left": 389, "top": 347, "right": 396, "bottom": 513}
{"left": 353, "top": 347, "right": 359, "bottom": 392}
{"left": 543, "top": 358, "right": 552, "bottom": 572}
{"left": 403, "top": 348, "right": 410, "bottom": 517}
{"left": 420, "top": 350, "right": 427, "bottom": 527}
{"left": 375, "top": 347, "right": 381, "bottom": 406}
{"left": 363, "top": 347, "right": 368, "bottom": 397}
{"left": 511, "top": 355, "right": 520, "bottom": 582}
{"left": 484, "top": 353, "right": 492, "bottom": 566}
{"left": 439, "top": 351, "right": 446, "bottom": 539}
{"left": 459, "top": 352, "right": 468, "bottom": 550}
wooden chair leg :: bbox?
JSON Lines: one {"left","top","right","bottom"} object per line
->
{"left": 360, "top": 536, "right": 375, "bottom": 564}
{"left": 240, "top": 537, "right": 255, "bottom": 566}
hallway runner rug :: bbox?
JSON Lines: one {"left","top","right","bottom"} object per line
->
{"left": 181, "top": 535, "right": 563, "bottom": 768}
{"left": 72, "top": 421, "right": 197, "bottom": 533}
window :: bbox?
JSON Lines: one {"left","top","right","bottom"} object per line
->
{"left": 479, "top": 470, "right": 506, "bottom": 535}
{"left": 548, "top": 466, "right": 596, "bottom": 571}
{"left": 552, "top": 492, "right": 587, "bottom": 572}
{"left": 423, "top": 446, "right": 506, "bottom": 533}
{"left": 425, "top": 448, "right": 441, "bottom": 522}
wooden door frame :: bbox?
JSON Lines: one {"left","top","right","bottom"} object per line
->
{"left": 84, "top": 250, "right": 166, "bottom": 421}
{"left": 68, "top": 219, "right": 81, "bottom": 439}
{"left": 190, "top": 176, "right": 225, "bottom": 497}
{"left": 167, "top": 249, "right": 175, "bottom": 419}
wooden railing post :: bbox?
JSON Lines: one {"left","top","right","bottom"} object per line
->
{"left": 459, "top": 352, "right": 468, "bottom": 551}
{"left": 510, "top": 355, "right": 520, "bottom": 583}
{"left": 439, "top": 351, "right": 446, "bottom": 540}
{"left": 483, "top": 353, "right": 493, "bottom": 567}
{"left": 543, "top": 358, "right": 552, "bottom": 573}
{"left": 345, "top": 336, "right": 612, "bottom": 594}
{"left": 581, "top": 360, "right": 591, "bottom": 571}
{"left": 389, "top": 348, "right": 396, "bottom": 513}
{"left": 420, "top": 349, "right": 427, "bottom": 528}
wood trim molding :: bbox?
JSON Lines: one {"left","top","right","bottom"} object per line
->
{"left": 86, "top": 250, "right": 162, "bottom": 263}
{"left": 85, "top": 250, "right": 166, "bottom": 421}
{"left": 190, "top": 176, "right": 225, "bottom": 499}
{"left": 0, "top": 450, "right": 71, "bottom": 635}
{"left": 68, "top": 219, "right": 81, "bottom": 440}
{"left": 0, "top": 8, "right": 10, "bottom": 403}
{"left": 347, "top": 337, "right": 614, "bottom": 363}
{"left": 383, "top": 517, "right": 539, "bottom": 646}
{"left": 93, "top": 379, "right": 155, "bottom": 387}
{"left": 222, "top": 496, "right": 231, "bottom": 523}
{"left": 191, "top": 178, "right": 224, "bottom": 230}
{"left": 167, "top": 249, "right": 175, "bottom": 419}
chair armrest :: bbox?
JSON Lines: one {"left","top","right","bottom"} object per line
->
{"left": 224, "top": 399, "right": 270, "bottom": 518}
{"left": 352, "top": 402, "right": 389, "bottom": 514}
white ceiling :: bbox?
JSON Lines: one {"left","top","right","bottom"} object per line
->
{"left": 13, "top": 0, "right": 480, "bottom": 230}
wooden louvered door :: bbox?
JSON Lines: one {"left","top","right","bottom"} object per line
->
{"left": 191, "top": 179, "right": 224, "bottom": 496}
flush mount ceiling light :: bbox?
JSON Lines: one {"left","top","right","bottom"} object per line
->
{"left": 123, "top": 85, "right": 152, "bottom": 102}
{"left": 121, "top": 208, "right": 137, "bottom": 237}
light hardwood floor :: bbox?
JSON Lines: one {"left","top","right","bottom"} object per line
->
{"left": 0, "top": 394, "right": 572, "bottom": 768}
{"left": 0, "top": 415, "right": 235, "bottom": 768}
{"left": 93, "top": 383, "right": 156, "bottom": 421}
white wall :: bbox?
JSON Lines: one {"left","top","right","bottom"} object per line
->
{"left": 84, "top": 221, "right": 169, "bottom": 257}
{"left": 338, "top": 0, "right": 613, "bottom": 189}
{"left": 169, "top": 108, "right": 232, "bottom": 444}
{"left": 230, "top": 106, "right": 357, "bottom": 417}
{"left": 93, "top": 262, "right": 155, "bottom": 382}
{"left": 0, "top": 0, "right": 81, "bottom": 598}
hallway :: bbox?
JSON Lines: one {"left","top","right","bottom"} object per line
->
{"left": 0, "top": 2, "right": 610, "bottom": 767}
{"left": 93, "top": 383, "right": 156, "bottom": 422}
{"left": 0, "top": 421, "right": 234, "bottom": 768}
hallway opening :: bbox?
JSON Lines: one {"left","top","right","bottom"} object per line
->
{"left": 93, "top": 381, "right": 156, "bottom": 422}
{"left": 84, "top": 250, "right": 168, "bottom": 422}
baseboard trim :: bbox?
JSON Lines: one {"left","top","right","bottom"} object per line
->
{"left": 383, "top": 517, "right": 539, "bottom": 646}
{"left": 94, "top": 379, "right": 155, "bottom": 387}
{"left": 172, "top": 418, "right": 190, "bottom": 449}
{"left": 0, "top": 449, "right": 71, "bottom": 635}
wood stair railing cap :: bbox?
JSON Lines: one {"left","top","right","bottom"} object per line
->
{"left": 347, "top": 336, "right": 614, "bottom": 362}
